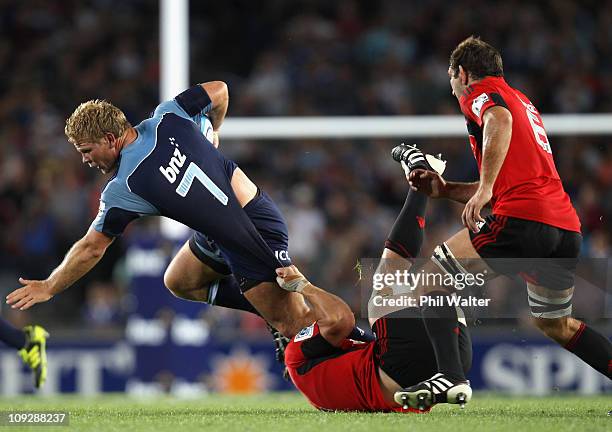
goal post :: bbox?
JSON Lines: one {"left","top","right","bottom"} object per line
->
{"left": 220, "top": 114, "right": 612, "bottom": 139}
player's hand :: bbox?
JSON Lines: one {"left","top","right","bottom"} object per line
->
{"left": 462, "top": 188, "right": 492, "bottom": 233}
{"left": 6, "top": 278, "right": 54, "bottom": 310}
{"left": 275, "top": 265, "right": 309, "bottom": 293}
{"left": 408, "top": 169, "right": 447, "bottom": 198}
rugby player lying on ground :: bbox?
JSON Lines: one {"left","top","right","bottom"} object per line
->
{"left": 275, "top": 147, "right": 471, "bottom": 412}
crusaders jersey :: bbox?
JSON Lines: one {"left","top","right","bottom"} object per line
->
{"left": 284, "top": 322, "right": 421, "bottom": 413}
{"left": 459, "top": 76, "right": 580, "bottom": 233}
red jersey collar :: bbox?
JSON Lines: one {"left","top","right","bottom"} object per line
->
{"left": 460, "top": 76, "right": 506, "bottom": 102}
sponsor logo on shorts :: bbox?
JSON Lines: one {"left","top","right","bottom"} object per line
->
{"left": 275, "top": 250, "right": 291, "bottom": 262}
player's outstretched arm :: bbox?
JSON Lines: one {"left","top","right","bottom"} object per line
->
{"left": 200, "top": 81, "right": 228, "bottom": 132}
{"left": 6, "top": 228, "right": 114, "bottom": 310}
{"left": 276, "top": 266, "right": 355, "bottom": 347}
{"left": 408, "top": 169, "right": 481, "bottom": 204}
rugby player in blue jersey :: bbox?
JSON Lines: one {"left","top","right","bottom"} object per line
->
{"left": 6, "top": 82, "right": 374, "bottom": 348}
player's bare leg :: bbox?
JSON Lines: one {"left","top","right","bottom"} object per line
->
{"left": 164, "top": 241, "right": 223, "bottom": 301}
{"left": 165, "top": 241, "right": 294, "bottom": 368}
{"left": 243, "top": 282, "right": 314, "bottom": 338}
{"left": 529, "top": 283, "right": 612, "bottom": 379}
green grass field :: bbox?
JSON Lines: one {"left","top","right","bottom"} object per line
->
{"left": 0, "top": 392, "right": 609, "bottom": 432}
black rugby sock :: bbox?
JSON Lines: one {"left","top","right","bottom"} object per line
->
{"left": 208, "top": 276, "right": 260, "bottom": 316}
{"left": 421, "top": 291, "right": 466, "bottom": 381}
{"left": 385, "top": 190, "right": 428, "bottom": 259}
{"left": 458, "top": 323, "right": 473, "bottom": 375}
{"left": 564, "top": 322, "right": 612, "bottom": 379}
{"left": 0, "top": 317, "right": 26, "bottom": 349}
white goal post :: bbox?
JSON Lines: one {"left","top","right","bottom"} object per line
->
{"left": 220, "top": 114, "right": 612, "bottom": 139}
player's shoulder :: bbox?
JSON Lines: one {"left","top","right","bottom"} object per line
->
{"left": 285, "top": 324, "right": 316, "bottom": 367}
{"left": 285, "top": 322, "right": 329, "bottom": 367}
{"left": 461, "top": 77, "right": 515, "bottom": 121}
{"left": 152, "top": 99, "right": 192, "bottom": 122}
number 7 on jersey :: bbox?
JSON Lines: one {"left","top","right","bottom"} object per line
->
{"left": 175, "top": 162, "right": 229, "bottom": 205}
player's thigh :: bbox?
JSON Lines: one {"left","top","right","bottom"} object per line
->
{"left": 445, "top": 228, "right": 489, "bottom": 265}
{"left": 230, "top": 167, "right": 258, "bottom": 208}
{"left": 164, "top": 241, "right": 225, "bottom": 294}
{"left": 243, "top": 281, "right": 311, "bottom": 337}
{"left": 374, "top": 248, "right": 414, "bottom": 297}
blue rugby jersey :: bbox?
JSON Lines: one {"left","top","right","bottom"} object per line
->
{"left": 91, "top": 87, "right": 281, "bottom": 280}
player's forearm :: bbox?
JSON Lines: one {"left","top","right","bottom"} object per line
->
{"left": 441, "top": 181, "right": 481, "bottom": 204}
{"left": 479, "top": 108, "right": 512, "bottom": 193}
{"left": 46, "top": 237, "right": 107, "bottom": 295}
{"left": 300, "top": 284, "right": 354, "bottom": 331}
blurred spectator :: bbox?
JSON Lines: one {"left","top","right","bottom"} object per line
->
{"left": 82, "top": 281, "right": 124, "bottom": 329}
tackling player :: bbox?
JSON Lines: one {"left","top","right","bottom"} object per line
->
{"left": 394, "top": 36, "right": 612, "bottom": 409}
{"left": 0, "top": 317, "right": 48, "bottom": 388}
{"left": 277, "top": 149, "right": 471, "bottom": 412}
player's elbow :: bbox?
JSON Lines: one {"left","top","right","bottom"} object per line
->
{"left": 81, "top": 233, "right": 113, "bottom": 260}
{"left": 201, "top": 81, "right": 229, "bottom": 108}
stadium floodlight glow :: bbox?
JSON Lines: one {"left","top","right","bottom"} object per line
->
{"left": 220, "top": 114, "right": 612, "bottom": 139}
{"left": 160, "top": 0, "right": 190, "bottom": 239}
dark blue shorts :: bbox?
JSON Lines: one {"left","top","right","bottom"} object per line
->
{"left": 189, "top": 190, "right": 292, "bottom": 290}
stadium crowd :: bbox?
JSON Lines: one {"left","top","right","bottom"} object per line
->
{"left": 0, "top": 0, "right": 610, "bottom": 333}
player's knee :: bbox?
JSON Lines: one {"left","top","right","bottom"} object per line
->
{"left": 163, "top": 270, "right": 181, "bottom": 295}
{"left": 532, "top": 317, "right": 565, "bottom": 342}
